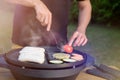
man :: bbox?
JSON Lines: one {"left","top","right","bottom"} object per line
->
{"left": 8, "top": 0, "right": 91, "bottom": 47}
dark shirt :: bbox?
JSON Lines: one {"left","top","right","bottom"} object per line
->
{"left": 12, "top": 0, "right": 73, "bottom": 46}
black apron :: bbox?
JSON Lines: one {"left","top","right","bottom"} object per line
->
{"left": 12, "top": 0, "right": 72, "bottom": 46}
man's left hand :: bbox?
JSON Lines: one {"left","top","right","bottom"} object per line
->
{"left": 68, "top": 31, "right": 88, "bottom": 47}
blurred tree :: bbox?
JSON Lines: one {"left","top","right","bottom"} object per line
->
{"left": 70, "top": 0, "right": 120, "bottom": 26}
{"left": 91, "top": 0, "right": 120, "bottom": 26}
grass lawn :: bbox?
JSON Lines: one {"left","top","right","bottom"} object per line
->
{"left": 68, "top": 24, "right": 120, "bottom": 68}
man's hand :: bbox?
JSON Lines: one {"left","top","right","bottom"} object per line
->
{"left": 68, "top": 0, "right": 91, "bottom": 47}
{"left": 34, "top": 2, "right": 52, "bottom": 31}
{"left": 68, "top": 31, "right": 88, "bottom": 47}
{"left": 6, "top": 0, "right": 52, "bottom": 31}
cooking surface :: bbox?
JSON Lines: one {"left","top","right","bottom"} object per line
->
{"left": 5, "top": 47, "right": 87, "bottom": 69}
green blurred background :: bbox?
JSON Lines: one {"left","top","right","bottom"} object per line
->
{"left": 71, "top": 0, "right": 120, "bottom": 26}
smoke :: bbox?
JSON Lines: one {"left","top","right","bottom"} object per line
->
{"left": 18, "top": 14, "right": 58, "bottom": 47}
{"left": 28, "top": 29, "right": 43, "bottom": 46}
{"left": 0, "top": 1, "right": 65, "bottom": 52}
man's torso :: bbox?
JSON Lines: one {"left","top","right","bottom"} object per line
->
{"left": 12, "top": 0, "right": 72, "bottom": 46}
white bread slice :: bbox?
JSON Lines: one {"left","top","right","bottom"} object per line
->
{"left": 19, "top": 46, "right": 45, "bottom": 54}
{"left": 18, "top": 46, "right": 45, "bottom": 64}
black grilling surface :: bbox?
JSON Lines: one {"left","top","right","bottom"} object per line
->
{"left": 5, "top": 46, "right": 87, "bottom": 70}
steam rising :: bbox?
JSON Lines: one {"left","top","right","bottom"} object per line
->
{"left": 0, "top": 1, "right": 61, "bottom": 53}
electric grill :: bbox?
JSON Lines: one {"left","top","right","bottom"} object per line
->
{"left": 0, "top": 46, "right": 87, "bottom": 80}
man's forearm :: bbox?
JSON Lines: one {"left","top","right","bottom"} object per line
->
{"left": 7, "top": 0, "right": 43, "bottom": 7}
{"left": 7, "top": 0, "right": 52, "bottom": 31}
{"left": 77, "top": 0, "right": 92, "bottom": 33}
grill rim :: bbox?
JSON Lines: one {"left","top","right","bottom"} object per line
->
{"left": 5, "top": 48, "right": 87, "bottom": 70}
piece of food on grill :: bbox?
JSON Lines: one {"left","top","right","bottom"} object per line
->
{"left": 49, "top": 60, "right": 63, "bottom": 64}
{"left": 18, "top": 46, "right": 45, "bottom": 64}
{"left": 63, "top": 44, "right": 73, "bottom": 53}
{"left": 63, "top": 58, "right": 77, "bottom": 63}
{"left": 19, "top": 46, "right": 45, "bottom": 54}
{"left": 71, "top": 53, "right": 83, "bottom": 61}
{"left": 53, "top": 53, "right": 70, "bottom": 60}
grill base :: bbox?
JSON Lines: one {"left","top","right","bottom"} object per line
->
{"left": 9, "top": 63, "right": 85, "bottom": 80}
{"left": 12, "top": 72, "right": 79, "bottom": 80}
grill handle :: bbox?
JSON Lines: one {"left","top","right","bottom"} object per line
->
{"left": 98, "top": 64, "right": 120, "bottom": 79}
{"left": 86, "top": 68, "right": 116, "bottom": 80}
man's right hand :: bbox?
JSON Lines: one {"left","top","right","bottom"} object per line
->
{"left": 6, "top": 0, "right": 52, "bottom": 31}
{"left": 34, "top": 1, "right": 52, "bottom": 31}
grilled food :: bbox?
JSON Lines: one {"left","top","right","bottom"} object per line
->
{"left": 63, "top": 58, "right": 77, "bottom": 63}
{"left": 18, "top": 46, "right": 45, "bottom": 64}
{"left": 53, "top": 53, "right": 70, "bottom": 60}
{"left": 71, "top": 53, "right": 83, "bottom": 61}
{"left": 49, "top": 60, "right": 63, "bottom": 64}
{"left": 63, "top": 45, "right": 73, "bottom": 53}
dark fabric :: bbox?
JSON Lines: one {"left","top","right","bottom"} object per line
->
{"left": 12, "top": 0, "right": 73, "bottom": 46}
